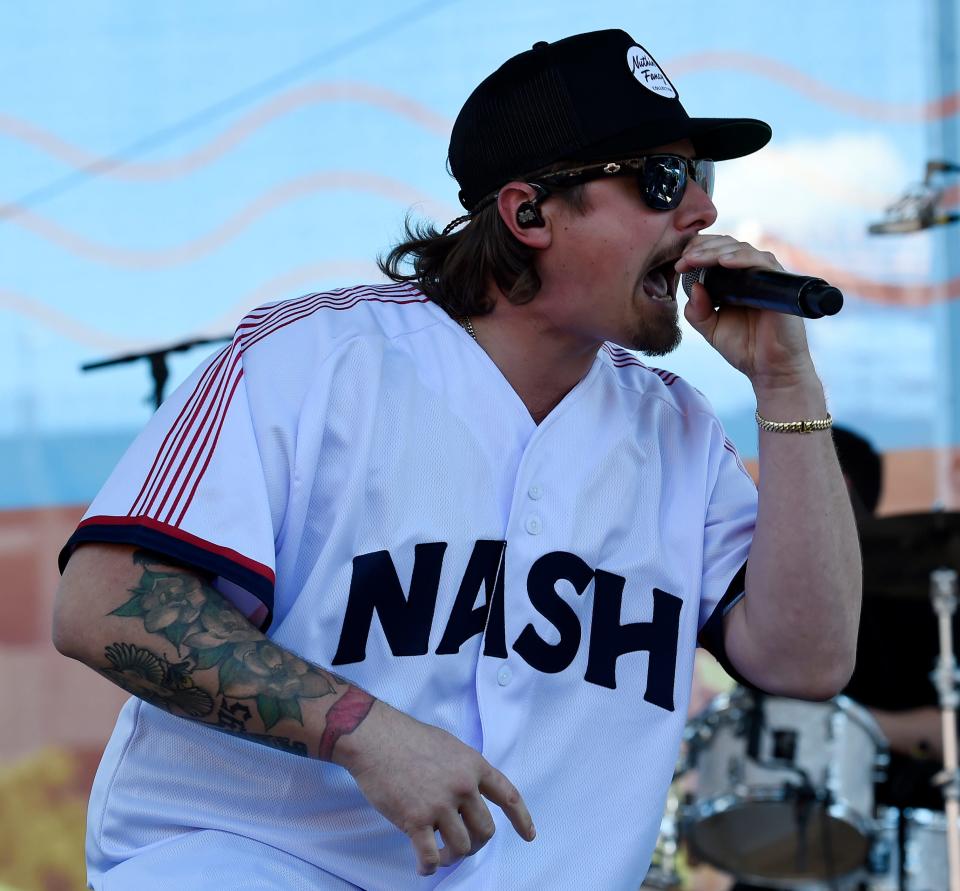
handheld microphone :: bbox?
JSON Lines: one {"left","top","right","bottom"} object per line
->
{"left": 681, "top": 266, "right": 843, "bottom": 319}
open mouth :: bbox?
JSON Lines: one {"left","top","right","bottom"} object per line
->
{"left": 641, "top": 258, "right": 681, "bottom": 301}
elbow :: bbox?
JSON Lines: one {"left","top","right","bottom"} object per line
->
{"left": 797, "top": 639, "right": 858, "bottom": 700}
{"left": 51, "top": 607, "right": 82, "bottom": 661}
{"left": 788, "top": 677, "right": 850, "bottom": 703}
{"left": 765, "top": 661, "right": 855, "bottom": 702}
{"left": 820, "top": 660, "right": 856, "bottom": 700}
{"left": 734, "top": 639, "right": 856, "bottom": 701}
{"left": 51, "top": 581, "right": 92, "bottom": 663}
{"left": 53, "top": 541, "right": 140, "bottom": 665}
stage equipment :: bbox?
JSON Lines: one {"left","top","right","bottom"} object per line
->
{"left": 640, "top": 787, "right": 683, "bottom": 890}
{"left": 81, "top": 335, "right": 231, "bottom": 409}
{"left": 857, "top": 512, "right": 960, "bottom": 601}
{"left": 680, "top": 689, "right": 888, "bottom": 887}
{"left": 850, "top": 513, "right": 960, "bottom": 889}
{"left": 930, "top": 568, "right": 960, "bottom": 891}
{"left": 868, "top": 160, "right": 960, "bottom": 234}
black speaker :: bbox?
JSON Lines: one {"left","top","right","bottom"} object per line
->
{"left": 516, "top": 201, "right": 545, "bottom": 228}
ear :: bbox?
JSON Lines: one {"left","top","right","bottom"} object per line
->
{"left": 496, "top": 182, "right": 554, "bottom": 248}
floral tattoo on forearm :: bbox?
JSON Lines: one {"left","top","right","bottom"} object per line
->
{"left": 99, "top": 550, "right": 373, "bottom": 759}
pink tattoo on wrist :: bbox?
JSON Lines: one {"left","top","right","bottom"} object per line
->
{"left": 318, "top": 686, "right": 374, "bottom": 761}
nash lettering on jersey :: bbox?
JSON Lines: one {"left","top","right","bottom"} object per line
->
{"left": 332, "top": 540, "right": 682, "bottom": 712}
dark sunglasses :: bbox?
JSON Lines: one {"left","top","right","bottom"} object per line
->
{"left": 531, "top": 154, "right": 715, "bottom": 212}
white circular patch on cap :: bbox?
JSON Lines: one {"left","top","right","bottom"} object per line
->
{"left": 626, "top": 45, "right": 677, "bottom": 99}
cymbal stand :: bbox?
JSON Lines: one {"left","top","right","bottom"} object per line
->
{"left": 930, "top": 567, "right": 960, "bottom": 891}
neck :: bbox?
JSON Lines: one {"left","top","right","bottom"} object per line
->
{"left": 468, "top": 296, "right": 600, "bottom": 424}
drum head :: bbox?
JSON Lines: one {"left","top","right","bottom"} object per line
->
{"left": 687, "top": 802, "right": 870, "bottom": 885}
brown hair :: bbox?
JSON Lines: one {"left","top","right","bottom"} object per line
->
{"left": 378, "top": 183, "right": 586, "bottom": 317}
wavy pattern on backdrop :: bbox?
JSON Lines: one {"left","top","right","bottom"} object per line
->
{"left": 1, "top": 56, "right": 954, "bottom": 183}
{"left": 1, "top": 260, "right": 382, "bottom": 350}
{"left": 7, "top": 173, "right": 455, "bottom": 268}
{"left": 1, "top": 59, "right": 956, "bottom": 350}
{"left": 758, "top": 234, "right": 959, "bottom": 305}
{"left": 0, "top": 83, "right": 449, "bottom": 181}
{"left": 5, "top": 237, "right": 949, "bottom": 351}
{"left": 669, "top": 52, "right": 960, "bottom": 122}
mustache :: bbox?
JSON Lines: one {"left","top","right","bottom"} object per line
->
{"left": 646, "top": 241, "right": 694, "bottom": 272}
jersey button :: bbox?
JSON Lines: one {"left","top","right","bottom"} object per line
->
{"left": 528, "top": 484, "right": 543, "bottom": 500}
{"left": 525, "top": 515, "right": 542, "bottom": 535}
{"left": 497, "top": 665, "right": 513, "bottom": 686}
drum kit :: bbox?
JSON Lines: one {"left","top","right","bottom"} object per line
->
{"left": 642, "top": 513, "right": 960, "bottom": 891}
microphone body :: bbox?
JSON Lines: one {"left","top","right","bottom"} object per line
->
{"left": 681, "top": 266, "right": 843, "bottom": 319}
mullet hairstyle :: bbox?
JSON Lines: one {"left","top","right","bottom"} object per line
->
{"left": 378, "top": 181, "right": 586, "bottom": 318}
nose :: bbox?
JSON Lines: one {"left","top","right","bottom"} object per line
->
{"left": 674, "top": 179, "right": 718, "bottom": 232}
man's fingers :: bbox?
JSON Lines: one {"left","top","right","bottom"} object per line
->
{"left": 436, "top": 813, "right": 472, "bottom": 866}
{"left": 713, "top": 245, "right": 783, "bottom": 272}
{"left": 409, "top": 826, "right": 441, "bottom": 876}
{"left": 479, "top": 767, "right": 536, "bottom": 842}
{"left": 678, "top": 237, "right": 784, "bottom": 275}
{"left": 684, "top": 281, "right": 718, "bottom": 321}
{"left": 684, "top": 233, "right": 732, "bottom": 253}
{"left": 459, "top": 794, "right": 497, "bottom": 854}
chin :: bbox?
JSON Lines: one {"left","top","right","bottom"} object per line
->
{"left": 630, "top": 321, "right": 682, "bottom": 356}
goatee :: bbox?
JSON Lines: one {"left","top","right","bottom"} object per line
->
{"left": 631, "top": 318, "right": 682, "bottom": 357}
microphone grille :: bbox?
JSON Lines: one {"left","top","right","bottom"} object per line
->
{"left": 681, "top": 267, "right": 706, "bottom": 299}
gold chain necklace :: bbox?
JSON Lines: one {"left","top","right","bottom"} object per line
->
{"left": 457, "top": 316, "right": 478, "bottom": 342}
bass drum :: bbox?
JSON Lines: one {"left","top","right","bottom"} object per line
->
{"left": 681, "top": 688, "right": 889, "bottom": 888}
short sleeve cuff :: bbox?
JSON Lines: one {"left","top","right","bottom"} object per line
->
{"left": 59, "top": 515, "right": 275, "bottom": 630}
{"left": 697, "top": 562, "right": 761, "bottom": 692}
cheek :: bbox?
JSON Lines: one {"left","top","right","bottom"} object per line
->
{"left": 579, "top": 231, "right": 639, "bottom": 274}
{"left": 555, "top": 233, "right": 609, "bottom": 280}
{"left": 552, "top": 207, "right": 662, "bottom": 285}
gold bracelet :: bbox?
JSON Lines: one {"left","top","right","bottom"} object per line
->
{"left": 755, "top": 409, "right": 833, "bottom": 434}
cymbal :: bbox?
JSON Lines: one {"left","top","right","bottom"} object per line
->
{"left": 859, "top": 512, "right": 960, "bottom": 600}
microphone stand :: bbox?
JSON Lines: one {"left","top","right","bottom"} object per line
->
{"left": 930, "top": 567, "right": 960, "bottom": 891}
{"left": 81, "top": 335, "right": 231, "bottom": 409}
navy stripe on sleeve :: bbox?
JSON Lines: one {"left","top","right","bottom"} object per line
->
{"left": 59, "top": 521, "right": 274, "bottom": 631}
{"left": 696, "top": 562, "right": 762, "bottom": 692}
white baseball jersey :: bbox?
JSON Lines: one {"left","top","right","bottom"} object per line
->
{"left": 62, "top": 281, "right": 757, "bottom": 891}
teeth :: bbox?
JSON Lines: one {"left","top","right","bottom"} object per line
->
{"left": 642, "top": 268, "right": 670, "bottom": 299}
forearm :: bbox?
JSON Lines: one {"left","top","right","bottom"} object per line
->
{"left": 727, "top": 372, "right": 862, "bottom": 697}
{"left": 55, "top": 543, "right": 536, "bottom": 875}
{"left": 53, "top": 543, "right": 374, "bottom": 762}
{"left": 871, "top": 706, "right": 944, "bottom": 760}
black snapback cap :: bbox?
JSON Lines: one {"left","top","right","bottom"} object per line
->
{"left": 449, "top": 29, "right": 772, "bottom": 211}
